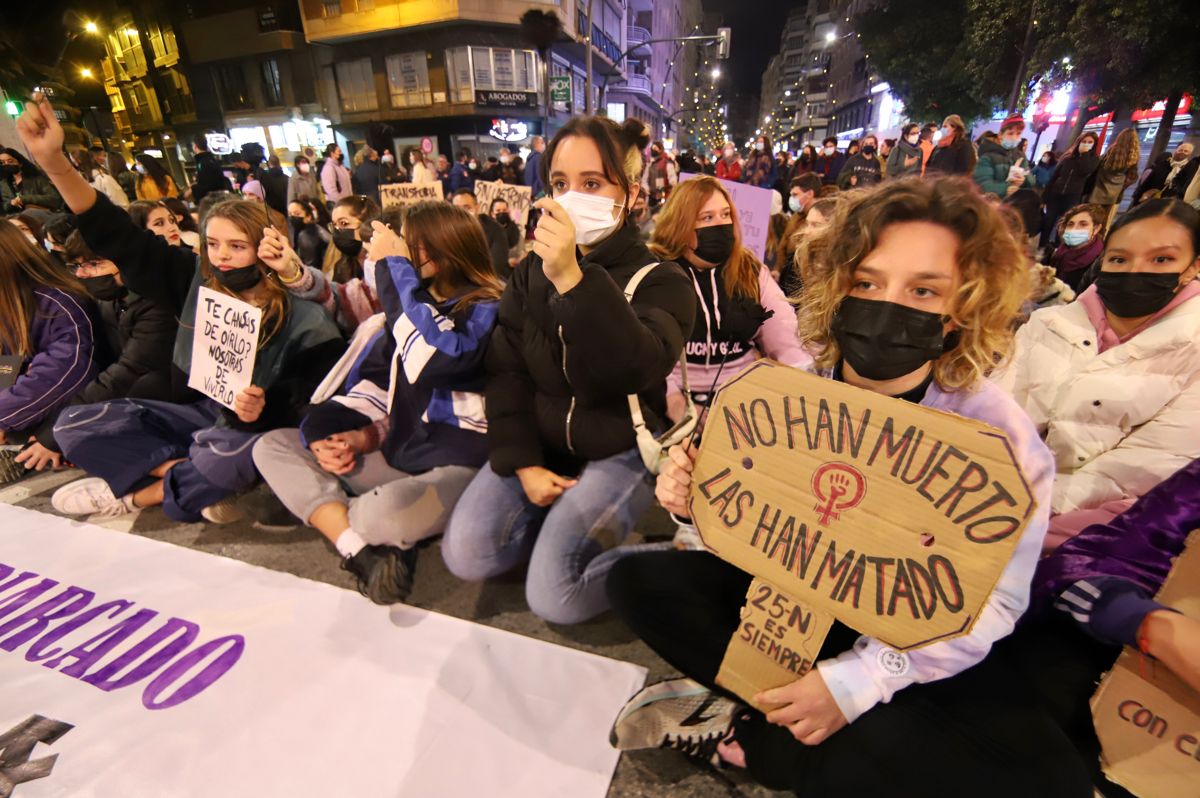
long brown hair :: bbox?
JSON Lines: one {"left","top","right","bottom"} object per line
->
{"left": 0, "top": 222, "right": 87, "bottom": 357}
{"left": 324, "top": 195, "right": 380, "bottom": 281}
{"left": 198, "top": 200, "right": 290, "bottom": 347}
{"left": 541, "top": 115, "right": 649, "bottom": 202}
{"left": 648, "top": 176, "right": 760, "bottom": 299}
{"left": 1099, "top": 128, "right": 1140, "bottom": 172}
{"left": 401, "top": 202, "right": 503, "bottom": 312}
{"left": 797, "top": 177, "right": 1028, "bottom": 391}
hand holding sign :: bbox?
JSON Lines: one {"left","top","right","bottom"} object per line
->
{"left": 233, "top": 386, "right": 265, "bottom": 423}
{"left": 758, "top": 670, "right": 847, "bottom": 745}
{"left": 655, "top": 442, "right": 696, "bottom": 518}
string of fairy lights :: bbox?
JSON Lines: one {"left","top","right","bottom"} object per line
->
{"left": 674, "top": 23, "right": 729, "bottom": 153}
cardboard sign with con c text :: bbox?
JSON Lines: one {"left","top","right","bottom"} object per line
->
{"left": 1090, "top": 532, "right": 1200, "bottom": 798}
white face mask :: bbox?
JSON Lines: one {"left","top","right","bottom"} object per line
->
{"left": 469, "top": 161, "right": 478, "bottom": 170}
{"left": 1078, "top": 142, "right": 1094, "bottom": 153}
{"left": 555, "top": 191, "right": 623, "bottom": 246}
{"left": 381, "top": 154, "right": 393, "bottom": 164}
{"left": 298, "top": 163, "right": 311, "bottom": 174}
{"left": 906, "top": 134, "right": 919, "bottom": 145}
{"left": 500, "top": 155, "right": 512, "bottom": 165}
{"left": 823, "top": 146, "right": 835, "bottom": 156}
{"left": 723, "top": 148, "right": 734, "bottom": 158}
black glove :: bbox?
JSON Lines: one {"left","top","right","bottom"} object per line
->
{"left": 719, "top": 295, "right": 774, "bottom": 343}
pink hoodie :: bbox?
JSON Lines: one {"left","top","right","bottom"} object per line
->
{"left": 666, "top": 265, "right": 812, "bottom": 402}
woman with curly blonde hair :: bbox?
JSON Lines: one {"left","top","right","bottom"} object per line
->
{"left": 607, "top": 177, "right": 1065, "bottom": 797}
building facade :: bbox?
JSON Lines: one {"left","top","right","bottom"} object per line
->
{"left": 178, "top": 1, "right": 332, "bottom": 177}
{"left": 96, "top": 2, "right": 219, "bottom": 184}
{"left": 606, "top": 0, "right": 703, "bottom": 148}
{"left": 295, "top": 0, "right": 631, "bottom": 168}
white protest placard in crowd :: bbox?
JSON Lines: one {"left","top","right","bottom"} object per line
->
{"left": 187, "top": 286, "right": 261, "bottom": 410}
{"left": 680, "top": 173, "right": 775, "bottom": 261}
{"left": 475, "top": 180, "right": 534, "bottom": 226}
{"left": 380, "top": 181, "right": 444, "bottom": 210}
{"left": 0, "top": 504, "right": 644, "bottom": 797}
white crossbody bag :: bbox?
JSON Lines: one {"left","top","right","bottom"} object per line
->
{"left": 623, "top": 262, "right": 699, "bottom": 474}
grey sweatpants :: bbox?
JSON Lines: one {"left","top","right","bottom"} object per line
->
{"left": 252, "top": 428, "right": 476, "bottom": 549}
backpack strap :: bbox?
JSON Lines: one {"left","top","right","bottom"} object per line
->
{"left": 623, "top": 263, "right": 691, "bottom": 431}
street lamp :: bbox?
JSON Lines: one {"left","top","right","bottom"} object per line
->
{"left": 84, "top": 21, "right": 98, "bottom": 34}
{"left": 80, "top": 67, "right": 93, "bottom": 79}
{"left": 711, "top": 67, "right": 720, "bottom": 80}
{"left": 825, "top": 29, "right": 837, "bottom": 43}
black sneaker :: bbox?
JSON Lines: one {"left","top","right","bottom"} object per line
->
{"left": 0, "top": 450, "right": 31, "bottom": 486}
{"left": 341, "top": 544, "right": 418, "bottom": 605}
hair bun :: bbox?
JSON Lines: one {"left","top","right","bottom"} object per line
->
{"left": 621, "top": 118, "right": 651, "bottom": 152}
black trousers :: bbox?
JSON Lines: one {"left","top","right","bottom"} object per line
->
{"left": 607, "top": 550, "right": 1123, "bottom": 798}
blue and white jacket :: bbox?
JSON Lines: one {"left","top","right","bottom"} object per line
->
{"left": 301, "top": 256, "right": 499, "bottom": 474}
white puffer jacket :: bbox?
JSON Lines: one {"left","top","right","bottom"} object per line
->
{"left": 995, "top": 294, "right": 1200, "bottom": 514}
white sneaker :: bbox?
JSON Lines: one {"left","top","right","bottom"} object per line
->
{"left": 610, "top": 677, "right": 737, "bottom": 763}
{"left": 51, "top": 478, "right": 135, "bottom": 517}
{"left": 200, "top": 497, "right": 245, "bottom": 524}
{"left": 673, "top": 523, "right": 707, "bottom": 551}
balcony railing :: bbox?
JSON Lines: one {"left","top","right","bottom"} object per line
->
{"left": 627, "top": 25, "right": 650, "bottom": 46}
{"left": 615, "top": 73, "right": 652, "bottom": 96}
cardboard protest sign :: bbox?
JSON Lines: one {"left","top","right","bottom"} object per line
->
{"left": 381, "top": 181, "right": 444, "bottom": 210}
{"left": 716, "top": 577, "right": 835, "bottom": 706}
{"left": 187, "top": 286, "right": 262, "bottom": 410}
{"left": 1090, "top": 533, "right": 1200, "bottom": 798}
{"left": 680, "top": 173, "right": 774, "bottom": 262}
{"left": 688, "top": 361, "right": 1037, "bottom": 702}
{"left": 475, "top": 180, "right": 534, "bottom": 226}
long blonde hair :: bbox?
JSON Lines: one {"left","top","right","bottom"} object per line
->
{"left": 0, "top": 222, "right": 87, "bottom": 357}
{"left": 648, "top": 176, "right": 760, "bottom": 299}
{"left": 797, "top": 177, "right": 1028, "bottom": 391}
{"left": 198, "top": 200, "right": 290, "bottom": 347}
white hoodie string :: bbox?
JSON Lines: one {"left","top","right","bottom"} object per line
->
{"left": 689, "top": 267, "right": 723, "bottom": 367}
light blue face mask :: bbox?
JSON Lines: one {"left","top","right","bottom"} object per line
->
{"left": 1062, "top": 229, "right": 1091, "bottom": 247}
{"left": 1001, "top": 138, "right": 1020, "bottom": 150}
{"left": 788, "top": 196, "right": 803, "bottom": 213}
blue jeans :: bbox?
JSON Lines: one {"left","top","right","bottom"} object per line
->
{"left": 442, "top": 448, "right": 667, "bottom": 625}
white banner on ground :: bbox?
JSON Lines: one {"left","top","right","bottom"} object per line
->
{"left": 0, "top": 505, "right": 644, "bottom": 797}
{"left": 187, "top": 286, "right": 261, "bottom": 410}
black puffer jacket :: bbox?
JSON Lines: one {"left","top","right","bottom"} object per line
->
{"left": 486, "top": 221, "right": 696, "bottom": 476}
{"left": 1046, "top": 151, "right": 1100, "bottom": 199}
{"left": 34, "top": 291, "right": 176, "bottom": 450}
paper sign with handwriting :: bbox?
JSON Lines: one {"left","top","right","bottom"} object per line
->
{"left": 381, "top": 181, "right": 444, "bottom": 210}
{"left": 187, "top": 286, "right": 261, "bottom": 410}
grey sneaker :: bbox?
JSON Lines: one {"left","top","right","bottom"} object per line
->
{"left": 610, "top": 677, "right": 737, "bottom": 763}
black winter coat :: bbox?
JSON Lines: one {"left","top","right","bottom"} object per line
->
{"left": 1046, "top": 151, "right": 1100, "bottom": 200}
{"left": 192, "top": 152, "right": 232, "bottom": 204}
{"left": 485, "top": 221, "right": 696, "bottom": 476}
{"left": 925, "top": 137, "right": 976, "bottom": 176}
{"left": 34, "top": 291, "right": 176, "bottom": 450}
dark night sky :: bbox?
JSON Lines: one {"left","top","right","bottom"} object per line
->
{"left": 702, "top": 0, "right": 795, "bottom": 101}
{"left": 1, "top": 0, "right": 114, "bottom": 109}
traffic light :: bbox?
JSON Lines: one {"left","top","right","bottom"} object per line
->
{"left": 716, "top": 27, "right": 731, "bottom": 59}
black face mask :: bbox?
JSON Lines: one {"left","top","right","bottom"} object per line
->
{"left": 332, "top": 228, "right": 363, "bottom": 256}
{"left": 831, "top": 297, "right": 947, "bottom": 381}
{"left": 82, "top": 273, "right": 127, "bottom": 302}
{"left": 861, "top": 146, "right": 877, "bottom": 156}
{"left": 495, "top": 212, "right": 511, "bottom": 225}
{"left": 212, "top": 264, "right": 263, "bottom": 292}
{"left": 1095, "top": 271, "right": 1183, "bottom": 318}
{"left": 287, "top": 216, "right": 308, "bottom": 234}
{"left": 694, "top": 223, "right": 735, "bottom": 265}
